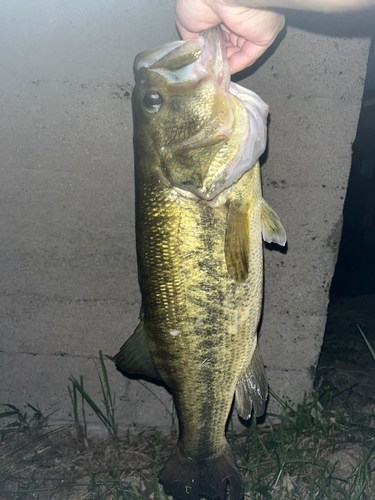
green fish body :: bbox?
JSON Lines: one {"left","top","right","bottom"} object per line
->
{"left": 115, "top": 27, "right": 286, "bottom": 500}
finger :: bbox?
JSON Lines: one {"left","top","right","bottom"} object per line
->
{"left": 228, "top": 43, "right": 272, "bottom": 74}
{"left": 215, "top": 7, "right": 285, "bottom": 73}
{"left": 175, "top": 19, "right": 200, "bottom": 40}
{"left": 175, "top": 0, "right": 221, "bottom": 39}
{"left": 218, "top": 7, "right": 285, "bottom": 49}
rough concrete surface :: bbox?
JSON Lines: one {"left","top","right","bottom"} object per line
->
{"left": 0, "top": 0, "right": 371, "bottom": 431}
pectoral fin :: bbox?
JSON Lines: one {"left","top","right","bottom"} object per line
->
{"left": 225, "top": 201, "right": 250, "bottom": 283}
{"left": 114, "top": 321, "right": 161, "bottom": 380}
{"left": 235, "top": 343, "right": 268, "bottom": 419}
{"left": 261, "top": 200, "right": 287, "bottom": 246}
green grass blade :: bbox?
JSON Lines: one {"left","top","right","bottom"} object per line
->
{"left": 0, "top": 410, "right": 20, "bottom": 419}
{"left": 99, "top": 350, "right": 114, "bottom": 410}
{"left": 69, "top": 375, "right": 111, "bottom": 429}
{"left": 1, "top": 404, "right": 21, "bottom": 412}
{"left": 80, "top": 375, "right": 87, "bottom": 436}
{"left": 95, "top": 352, "right": 117, "bottom": 439}
{"left": 358, "top": 325, "right": 375, "bottom": 361}
{"left": 68, "top": 382, "right": 80, "bottom": 431}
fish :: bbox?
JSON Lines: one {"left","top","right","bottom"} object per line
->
{"left": 115, "top": 26, "right": 286, "bottom": 500}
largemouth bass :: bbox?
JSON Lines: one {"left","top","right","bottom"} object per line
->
{"left": 115, "top": 27, "right": 286, "bottom": 500}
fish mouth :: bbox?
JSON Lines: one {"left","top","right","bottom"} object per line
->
{"left": 134, "top": 26, "right": 229, "bottom": 88}
{"left": 200, "top": 26, "right": 231, "bottom": 90}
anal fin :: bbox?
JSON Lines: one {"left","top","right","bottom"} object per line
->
{"left": 225, "top": 201, "right": 250, "bottom": 283}
{"left": 114, "top": 321, "right": 161, "bottom": 380}
{"left": 235, "top": 343, "right": 268, "bottom": 419}
{"left": 261, "top": 199, "right": 287, "bottom": 246}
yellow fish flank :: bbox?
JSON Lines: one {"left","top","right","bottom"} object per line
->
{"left": 115, "top": 27, "right": 286, "bottom": 500}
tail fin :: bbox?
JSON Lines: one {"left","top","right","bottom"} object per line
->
{"left": 159, "top": 444, "right": 243, "bottom": 500}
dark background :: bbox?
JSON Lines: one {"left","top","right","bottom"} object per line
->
{"left": 315, "top": 25, "right": 375, "bottom": 402}
{"left": 331, "top": 28, "right": 375, "bottom": 297}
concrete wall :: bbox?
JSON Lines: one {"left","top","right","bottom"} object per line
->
{"left": 0, "top": 0, "right": 371, "bottom": 431}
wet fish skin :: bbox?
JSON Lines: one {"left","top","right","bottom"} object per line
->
{"left": 115, "top": 26, "right": 286, "bottom": 500}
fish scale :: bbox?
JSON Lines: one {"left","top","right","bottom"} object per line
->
{"left": 115, "top": 26, "right": 286, "bottom": 500}
{"left": 138, "top": 165, "right": 263, "bottom": 457}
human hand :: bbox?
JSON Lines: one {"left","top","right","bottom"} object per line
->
{"left": 175, "top": 0, "right": 285, "bottom": 74}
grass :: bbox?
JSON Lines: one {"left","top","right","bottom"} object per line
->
{"left": 237, "top": 390, "right": 375, "bottom": 499}
{"left": 0, "top": 332, "right": 374, "bottom": 500}
{"left": 69, "top": 350, "right": 119, "bottom": 442}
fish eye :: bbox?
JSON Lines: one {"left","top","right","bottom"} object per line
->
{"left": 142, "top": 91, "right": 162, "bottom": 114}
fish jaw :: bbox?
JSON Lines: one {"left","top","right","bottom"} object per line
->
{"left": 200, "top": 26, "right": 230, "bottom": 91}
{"left": 134, "top": 26, "right": 229, "bottom": 89}
{"left": 135, "top": 37, "right": 206, "bottom": 84}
